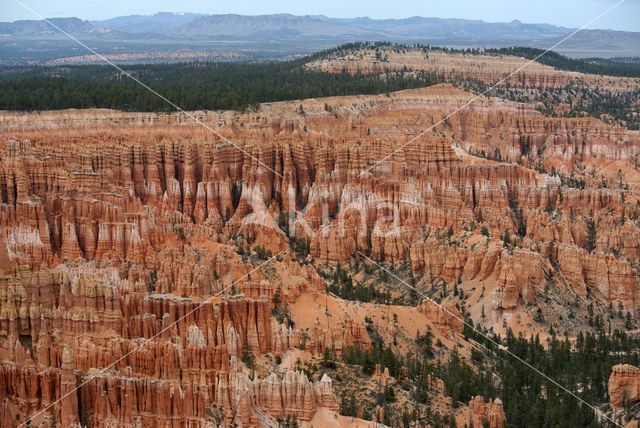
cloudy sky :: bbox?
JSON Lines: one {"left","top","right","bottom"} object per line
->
{"left": 3, "top": 0, "right": 638, "bottom": 32}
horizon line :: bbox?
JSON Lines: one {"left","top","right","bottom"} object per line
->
{"left": 3, "top": 12, "right": 620, "bottom": 33}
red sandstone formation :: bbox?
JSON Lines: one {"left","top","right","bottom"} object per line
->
{"left": 305, "top": 314, "right": 372, "bottom": 355}
{"left": 417, "top": 300, "right": 463, "bottom": 334}
{"left": 373, "top": 364, "right": 391, "bottom": 387}
{"left": 0, "top": 59, "right": 639, "bottom": 425}
{"left": 0, "top": 287, "right": 339, "bottom": 426}
{"left": 609, "top": 364, "right": 640, "bottom": 411}
{"left": 468, "top": 396, "right": 506, "bottom": 428}
{"left": 305, "top": 46, "right": 640, "bottom": 91}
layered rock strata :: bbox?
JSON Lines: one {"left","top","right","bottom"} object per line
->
{"left": 1, "top": 79, "right": 640, "bottom": 425}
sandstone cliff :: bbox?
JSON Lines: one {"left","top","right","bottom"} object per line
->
{"left": 609, "top": 364, "right": 640, "bottom": 411}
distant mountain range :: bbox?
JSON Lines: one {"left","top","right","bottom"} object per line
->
{"left": 1, "top": 12, "right": 639, "bottom": 64}
{"left": 94, "top": 12, "right": 206, "bottom": 34}
{"left": 528, "top": 29, "right": 640, "bottom": 58}
{"left": 1, "top": 13, "right": 573, "bottom": 41}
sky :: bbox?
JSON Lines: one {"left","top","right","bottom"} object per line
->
{"left": 2, "top": 0, "right": 639, "bottom": 32}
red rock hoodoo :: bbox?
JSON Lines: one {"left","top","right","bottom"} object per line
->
{"left": 1, "top": 55, "right": 639, "bottom": 425}
{"left": 609, "top": 364, "right": 640, "bottom": 411}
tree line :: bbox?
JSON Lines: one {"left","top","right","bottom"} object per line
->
{"left": 486, "top": 47, "right": 640, "bottom": 78}
{"left": 339, "top": 321, "right": 640, "bottom": 427}
{"left": 3, "top": 42, "right": 637, "bottom": 113}
{"left": 0, "top": 58, "right": 442, "bottom": 112}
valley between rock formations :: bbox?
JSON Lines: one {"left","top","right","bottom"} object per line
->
{"left": 1, "top": 47, "right": 640, "bottom": 427}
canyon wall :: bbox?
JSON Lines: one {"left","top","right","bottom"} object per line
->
{"left": 2, "top": 86, "right": 639, "bottom": 314}
{"left": 1, "top": 81, "right": 640, "bottom": 425}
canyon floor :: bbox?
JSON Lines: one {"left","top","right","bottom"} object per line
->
{"left": 1, "top": 46, "right": 640, "bottom": 427}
